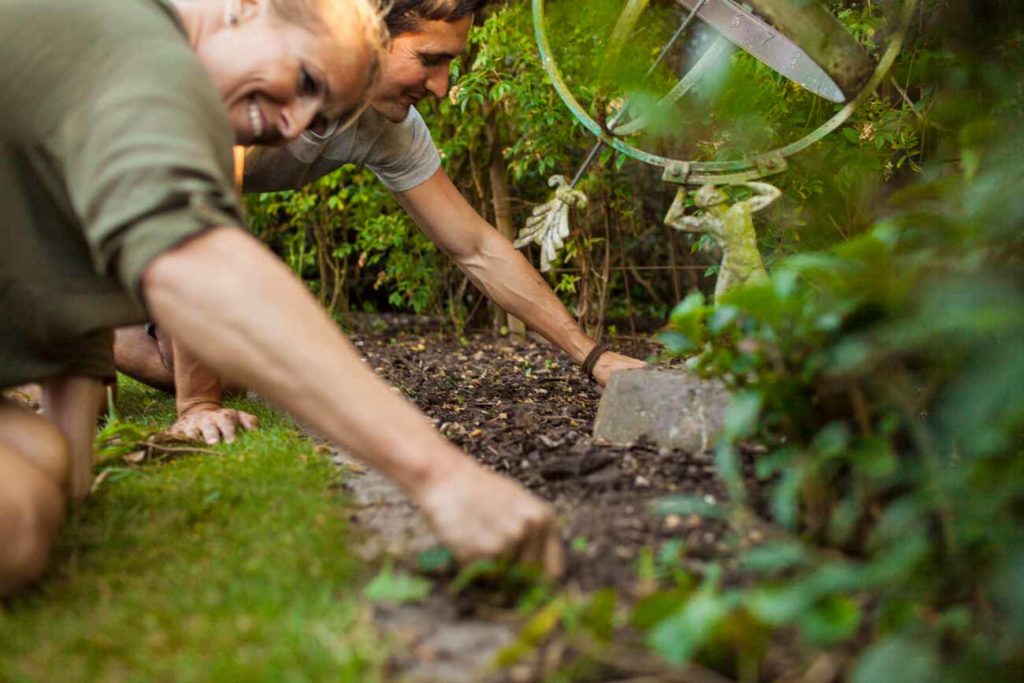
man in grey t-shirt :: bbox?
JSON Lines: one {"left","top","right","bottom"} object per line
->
{"left": 115, "top": 0, "right": 646, "bottom": 444}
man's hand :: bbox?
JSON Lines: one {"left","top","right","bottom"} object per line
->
{"left": 591, "top": 351, "right": 647, "bottom": 387}
{"left": 170, "top": 403, "right": 258, "bottom": 445}
{"left": 413, "top": 458, "right": 564, "bottom": 579}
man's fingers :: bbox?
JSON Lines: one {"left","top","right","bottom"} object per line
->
{"left": 213, "top": 412, "right": 237, "bottom": 443}
{"left": 543, "top": 526, "right": 565, "bottom": 579}
{"left": 238, "top": 411, "right": 259, "bottom": 431}
{"left": 516, "top": 517, "right": 548, "bottom": 570}
{"left": 198, "top": 419, "right": 222, "bottom": 445}
{"left": 181, "top": 423, "right": 202, "bottom": 442}
{"left": 521, "top": 515, "right": 564, "bottom": 580}
{"left": 593, "top": 353, "right": 648, "bottom": 387}
{"left": 171, "top": 407, "right": 259, "bottom": 448}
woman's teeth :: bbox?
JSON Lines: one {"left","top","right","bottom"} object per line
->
{"left": 248, "top": 100, "right": 263, "bottom": 138}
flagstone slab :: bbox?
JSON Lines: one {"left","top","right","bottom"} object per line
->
{"left": 593, "top": 367, "right": 730, "bottom": 452}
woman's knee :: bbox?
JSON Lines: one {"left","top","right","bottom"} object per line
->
{"left": 0, "top": 404, "right": 71, "bottom": 492}
{"left": 0, "top": 452, "right": 65, "bottom": 597}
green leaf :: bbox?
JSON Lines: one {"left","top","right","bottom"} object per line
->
{"left": 582, "top": 589, "right": 617, "bottom": 640}
{"left": 668, "top": 292, "right": 707, "bottom": 345}
{"left": 657, "top": 330, "right": 697, "bottom": 355}
{"left": 852, "top": 636, "right": 938, "bottom": 683}
{"left": 631, "top": 588, "right": 691, "bottom": 630}
{"left": 708, "top": 305, "right": 740, "bottom": 334}
{"left": 416, "top": 546, "right": 453, "bottom": 573}
{"left": 363, "top": 566, "right": 432, "bottom": 605}
{"left": 648, "top": 583, "right": 731, "bottom": 665}
{"left": 722, "top": 390, "right": 763, "bottom": 441}
{"left": 828, "top": 338, "right": 871, "bottom": 372}
{"left": 657, "top": 539, "right": 686, "bottom": 574}
{"left": 798, "top": 595, "right": 861, "bottom": 646}
{"left": 449, "top": 559, "right": 501, "bottom": 594}
{"left": 828, "top": 495, "right": 861, "bottom": 546}
{"left": 496, "top": 598, "right": 566, "bottom": 667}
{"left": 994, "top": 550, "right": 1024, "bottom": 638}
{"left": 755, "top": 446, "right": 797, "bottom": 479}
{"left": 739, "top": 541, "right": 808, "bottom": 574}
{"left": 772, "top": 465, "right": 803, "bottom": 530}
{"left": 746, "top": 584, "right": 814, "bottom": 625}
{"left": 653, "top": 495, "right": 724, "bottom": 520}
{"left": 772, "top": 268, "right": 800, "bottom": 299}
{"left": 811, "top": 422, "right": 850, "bottom": 459}
{"left": 715, "top": 443, "right": 747, "bottom": 504}
{"left": 850, "top": 436, "right": 897, "bottom": 479}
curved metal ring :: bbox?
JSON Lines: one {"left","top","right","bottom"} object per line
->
{"left": 532, "top": 0, "right": 918, "bottom": 182}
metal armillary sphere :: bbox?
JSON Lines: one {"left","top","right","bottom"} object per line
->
{"left": 516, "top": 0, "right": 918, "bottom": 301}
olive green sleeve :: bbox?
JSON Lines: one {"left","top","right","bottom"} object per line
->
{"left": 60, "top": 51, "right": 244, "bottom": 305}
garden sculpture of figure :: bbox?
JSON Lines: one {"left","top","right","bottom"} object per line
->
{"left": 665, "top": 181, "right": 780, "bottom": 302}
{"left": 515, "top": 175, "right": 589, "bottom": 272}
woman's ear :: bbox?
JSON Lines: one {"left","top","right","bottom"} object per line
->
{"left": 226, "top": 0, "right": 265, "bottom": 27}
{"left": 223, "top": 0, "right": 241, "bottom": 26}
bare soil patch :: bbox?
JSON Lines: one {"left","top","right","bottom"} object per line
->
{"left": 347, "top": 318, "right": 750, "bottom": 591}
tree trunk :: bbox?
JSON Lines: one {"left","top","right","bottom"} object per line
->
{"left": 487, "top": 143, "right": 527, "bottom": 339}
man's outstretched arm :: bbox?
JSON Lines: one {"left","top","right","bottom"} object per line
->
{"left": 142, "top": 226, "right": 563, "bottom": 576}
{"left": 396, "top": 169, "right": 646, "bottom": 385}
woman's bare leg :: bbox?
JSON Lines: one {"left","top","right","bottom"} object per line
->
{"left": 0, "top": 400, "right": 71, "bottom": 494}
{"left": 41, "top": 376, "right": 105, "bottom": 504}
{"left": 0, "top": 400, "right": 69, "bottom": 597}
{"left": 113, "top": 326, "right": 174, "bottom": 392}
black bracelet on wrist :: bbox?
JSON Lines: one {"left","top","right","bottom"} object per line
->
{"left": 581, "top": 343, "right": 612, "bottom": 380}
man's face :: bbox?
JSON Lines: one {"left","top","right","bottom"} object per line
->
{"left": 372, "top": 15, "right": 473, "bottom": 123}
{"left": 197, "top": 8, "right": 373, "bottom": 145}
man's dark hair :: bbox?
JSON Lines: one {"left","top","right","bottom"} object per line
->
{"left": 384, "top": 0, "right": 494, "bottom": 36}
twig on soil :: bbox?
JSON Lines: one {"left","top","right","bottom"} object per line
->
{"left": 149, "top": 443, "right": 220, "bottom": 457}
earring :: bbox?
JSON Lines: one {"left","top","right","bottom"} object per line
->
{"left": 224, "top": 0, "right": 240, "bottom": 26}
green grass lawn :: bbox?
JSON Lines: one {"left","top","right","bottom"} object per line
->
{"left": 0, "top": 378, "right": 386, "bottom": 683}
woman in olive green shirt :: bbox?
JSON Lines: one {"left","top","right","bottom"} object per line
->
{"left": 1, "top": 0, "right": 376, "bottom": 591}
{"left": 0, "top": 0, "right": 562, "bottom": 597}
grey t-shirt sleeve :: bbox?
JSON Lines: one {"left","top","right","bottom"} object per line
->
{"left": 244, "top": 108, "right": 441, "bottom": 194}
{"left": 362, "top": 107, "right": 441, "bottom": 192}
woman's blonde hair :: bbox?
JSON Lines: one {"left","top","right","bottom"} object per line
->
{"left": 263, "top": 0, "right": 388, "bottom": 131}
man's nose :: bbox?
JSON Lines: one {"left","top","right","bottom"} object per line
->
{"left": 425, "top": 67, "right": 450, "bottom": 99}
{"left": 278, "top": 98, "right": 320, "bottom": 141}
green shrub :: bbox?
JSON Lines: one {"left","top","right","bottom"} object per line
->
{"left": 643, "top": 7, "right": 1024, "bottom": 677}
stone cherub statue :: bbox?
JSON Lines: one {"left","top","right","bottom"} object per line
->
{"left": 665, "top": 181, "right": 780, "bottom": 302}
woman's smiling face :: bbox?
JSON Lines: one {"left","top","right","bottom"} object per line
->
{"left": 196, "top": 3, "right": 376, "bottom": 145}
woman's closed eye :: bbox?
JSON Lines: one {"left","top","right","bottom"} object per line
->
{"left": 299, "top": 67, "right": 321, "bottom": 96}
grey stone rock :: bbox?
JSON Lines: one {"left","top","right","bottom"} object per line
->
{"left": 327, "top": 447, "right": 438, "bottom": 560}
{"left": 593, "top": 367, "right": 730, "bottom": 452}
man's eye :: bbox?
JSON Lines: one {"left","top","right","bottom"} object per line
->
{"left": 419, "top": 55, "right": 449, "bottom": 68}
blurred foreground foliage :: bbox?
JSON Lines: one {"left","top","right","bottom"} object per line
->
{"left": 487, "top": 2, "right": 1024, "bottom": 681}
{"left": 618, "top": 3, "right": 1023, "bottom": 680}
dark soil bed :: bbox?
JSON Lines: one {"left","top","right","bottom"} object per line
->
{"left": 348, "top": 318, "right": 755, "bottom": 593}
